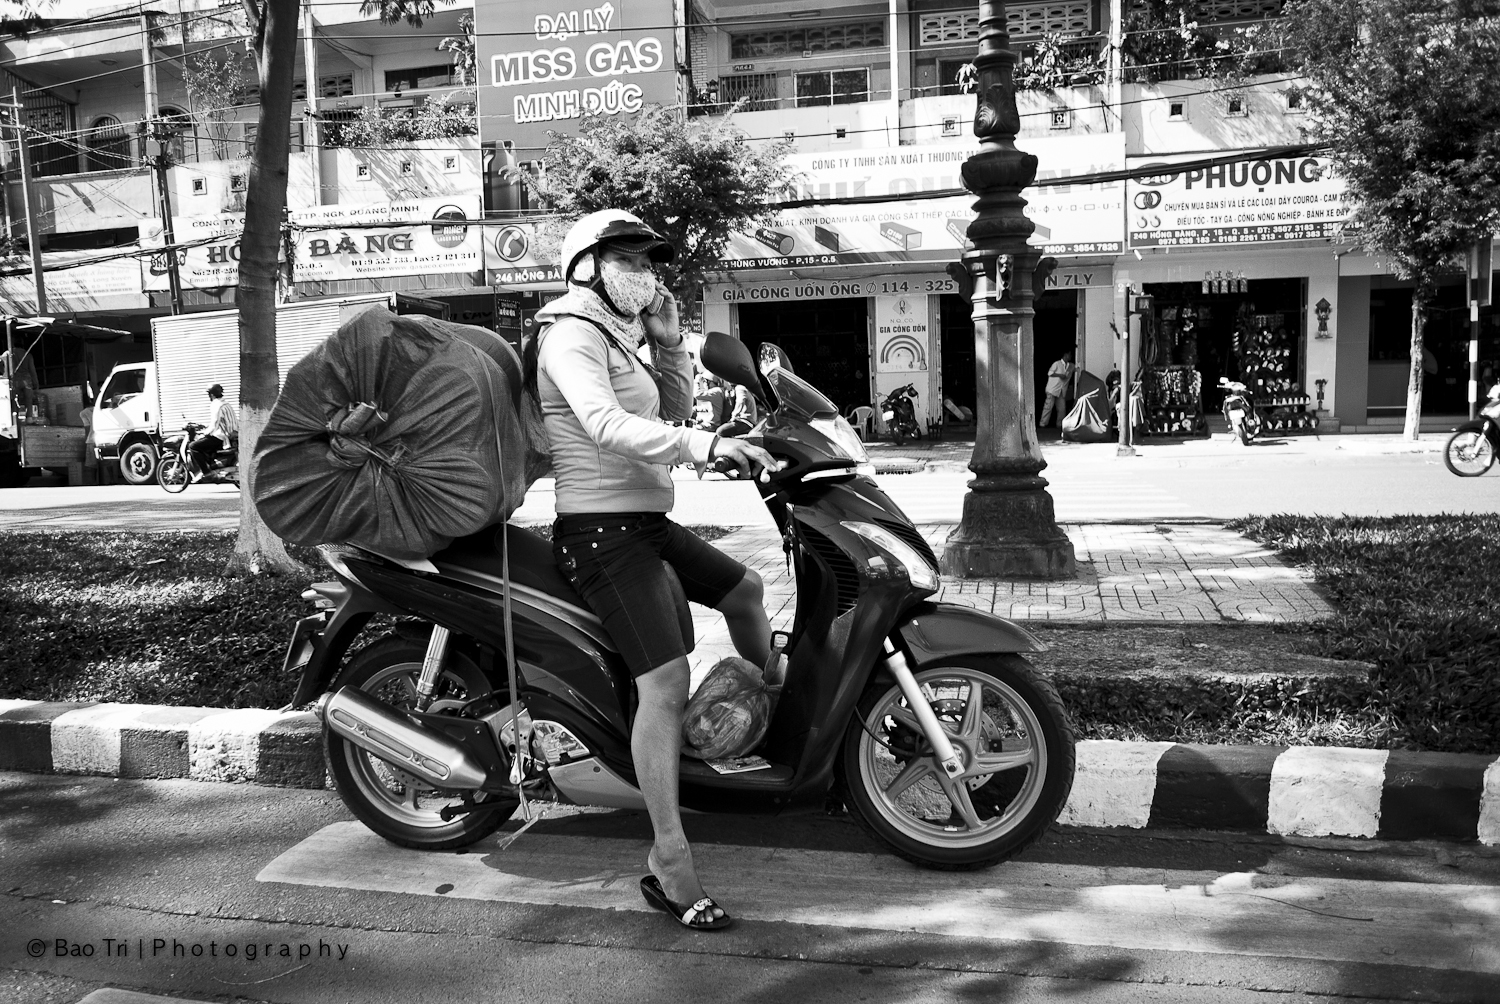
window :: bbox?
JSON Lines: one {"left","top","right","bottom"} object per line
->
{"left": 795, "top": 68, "right": 870, "bottom": 107}
{"left": 385, "top": 64, "right": 456, "bottom": 92}
{"left": 86, "top": 115, "right": 132, "bottom": 172}
{"left": 100, "top": 368, "right": 146, "bottom": 408}
{"left": 1167, "top": 99, "right": 1187, "bottom": 120}
{"left": 717, "top": 72, "right": 778, "bottom": 111}
{"left": 320, "top": 73, "right": 355, "bottom": 98}
{"left": 937, "top": 58, "right": 971, "bottom": 96}
{"left": 1049, "top": 106, "right": 1072, "bottom": 129}
{"left": 1225, "top": 94, "right": 1247, "bottom": 116}
{"left": 1284, "top": 89, "right": 1304, "bottom": 113}
{"left": 730, "top": 20, "right": 885, "bottom": 59}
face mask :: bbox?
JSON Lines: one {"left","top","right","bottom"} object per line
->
{"left": 599, "top": 260, "right": 658, "bottom": 316}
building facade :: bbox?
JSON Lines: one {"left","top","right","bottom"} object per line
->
{"left": 473, "top": 0, "right": 1497, "bottom": 433}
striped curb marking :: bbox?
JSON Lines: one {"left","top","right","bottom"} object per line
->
{"left": 3, "top": 699, "right": 1497, "bottom": 844}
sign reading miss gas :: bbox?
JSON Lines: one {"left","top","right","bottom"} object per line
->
{"left": 483, "top": 0, "right": 671, "bottom": 128}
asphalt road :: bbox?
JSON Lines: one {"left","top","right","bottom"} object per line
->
{"left": 0, "top": 448, "right": 1493, "bottom": 533}
{"left": 4, "top": 772, "right": 1498, "bottom": 1004}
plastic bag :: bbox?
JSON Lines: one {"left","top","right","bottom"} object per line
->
{"left": 681, "top": 657, "right": 780, "bottom": 760}
{"left": 251, "top": 307, "right": 533, "bottom": 559}
{"left": 1061, "top": 389, "right": 1112, "bottom": 443}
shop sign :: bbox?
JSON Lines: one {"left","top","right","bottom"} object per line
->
{"left": 0, "top": 250, "right": 144, "bottom": 312}
{"left": 291, "top": 196, "right": 482, "bottom": 283}
{"left": 140, "top": 213, "right": 246, "bottom": 291}
{"left": 874, "top": 295, "right": 930, "bottom": 373}
{"left": 474, "top": 0, "right": 678, "bottom": 155}
{"left": 495, "top": 298, "right": 523, "bottom": 328}
{"left": 713, "top": 274, "right": 958, "bottom": 302}
{"left": 1125, "top": 153, "right": 1351, "bottom": 248}
{"left": 486, "top": 221, "right": 565, "bottom": 287}
{"left": 716, "top": 135, "right": 1125, "bottom": 271}
{"left": 1044, "top": 266, "right": 1112, "bottom": 289}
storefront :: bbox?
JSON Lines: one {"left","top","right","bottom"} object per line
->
{"left": 705, "top": 135, "right": 1126, "bottom": 432}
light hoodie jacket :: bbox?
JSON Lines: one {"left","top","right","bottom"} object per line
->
{"left": 535, "top": 302, "right": 718, "bottom": 514}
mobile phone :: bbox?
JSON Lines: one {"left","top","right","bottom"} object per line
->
{"left": 646, "top": 290, "right": 666, "bottom": 315}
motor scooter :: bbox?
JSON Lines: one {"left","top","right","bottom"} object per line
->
{"left": 157, "top": 421, "right": 238, "bottom": 492}
{"left": 1218, "top": 377, "right": 1262, "bottom": 445}
{"left": 1444, "top": 383, "right": 1500, "bottom": 476}
{"left": 880, "top": 384, "right": 921, "bottom": 445}
{"left": 277, "top": 333, "right": 1075, "bottom": 869}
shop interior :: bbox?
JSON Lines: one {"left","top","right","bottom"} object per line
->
{"left": 1367, "top": 279, "right": 1499, "bottom": 417}
{"left": 1139, "top": 278, "right": 1310, "bottom": 435}
{"left": 937, "top": 290, "right": 1079, "bottom": 429}
{"left": 737, "top": 298, "right": 871, "bottom": 414}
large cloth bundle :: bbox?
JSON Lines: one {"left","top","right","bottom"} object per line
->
{"left": 252, "top": 307, "right": 534, "bottom": 559}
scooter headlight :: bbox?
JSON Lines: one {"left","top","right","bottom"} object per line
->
{"left": 840, "top": 521, "right": 939, "bottom": 591}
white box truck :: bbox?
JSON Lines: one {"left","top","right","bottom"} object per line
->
{"left": 92, "top": 292, "right": 447, "bottom": 484}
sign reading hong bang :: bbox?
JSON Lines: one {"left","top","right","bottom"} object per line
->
{"left": 475, "top": 0, "right": 678, "bottom": 154}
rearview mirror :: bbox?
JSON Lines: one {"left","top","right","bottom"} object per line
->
{"left": 701, "top": 332, "right": 778, "bottom": 412}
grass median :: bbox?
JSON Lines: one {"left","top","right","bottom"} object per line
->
{"left": 1, "top": 518, "right": 1495, "bottom": 754}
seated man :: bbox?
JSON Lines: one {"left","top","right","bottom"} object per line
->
{"left": 189, "top": 383, "right": 237, "bottom": 476}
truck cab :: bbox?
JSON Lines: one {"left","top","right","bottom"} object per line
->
{"left": 91, "top": 363, "right": 159, "bottom": 484}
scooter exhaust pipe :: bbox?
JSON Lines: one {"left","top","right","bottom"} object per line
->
{"left": 321, "top": 686, "right": 489, "bottom": 790}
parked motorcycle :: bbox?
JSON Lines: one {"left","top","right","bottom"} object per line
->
{"left": 881, "top": 384, "right": 921, "bottom": 445}
{"left": 280, "top": 332, "right": 1075, "bottom": 870}
{"left": 1444, "top": 384, "right": 1500, "bottom": 477}
{"left": 1218, "top": 377, "right": 1262, "bottom": 445}
{"left": 156, "top": 421, "right": 239, "bottom": 493}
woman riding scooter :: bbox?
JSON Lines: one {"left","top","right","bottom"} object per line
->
{"left": 529, "top": 210, "right": 782, "bottom": 930}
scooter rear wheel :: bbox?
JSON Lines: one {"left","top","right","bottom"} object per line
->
{"left": 325, "top": 634, "right": 516, "bottom": 850}
{"left": 836, "top": 655, "right": 1075, "bottom": 870}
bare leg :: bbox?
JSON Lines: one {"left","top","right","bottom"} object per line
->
{"left": 716, "top": 569, "right": 772, "bottom": 667}
{"left": 634, "top": 656, "right": 724, "bottom": 924}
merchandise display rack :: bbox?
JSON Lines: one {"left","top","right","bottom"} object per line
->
{"left": 1236, "top": 310, "right": 1320, "bottom": 434}
{"left": 1140, "top": 365, "right": 1209, "bottom": 437}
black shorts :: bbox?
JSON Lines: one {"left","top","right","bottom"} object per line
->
{"left": 552, "top": 512, "right": 747, "bottom": 678}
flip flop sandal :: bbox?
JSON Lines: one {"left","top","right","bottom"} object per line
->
{"left": 639, "top": 875, "right": 733, "bottom": 931}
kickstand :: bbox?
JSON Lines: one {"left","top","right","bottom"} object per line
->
{"left": 493, "top": 802, "right": 551, "bottom": 853}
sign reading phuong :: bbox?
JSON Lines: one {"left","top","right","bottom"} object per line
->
{"left": 1126, "top": 153, "right": 1351, "bottom": 248}
{"left": 475, "top": 0, "right": 678, "bottom": 154}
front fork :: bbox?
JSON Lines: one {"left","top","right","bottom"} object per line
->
{"left": 881, "top": 638, "right": 965, "bottom": 779}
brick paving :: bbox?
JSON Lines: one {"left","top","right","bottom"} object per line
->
{"left": 687, "top": 521, "right": 1331, "bottom": 676}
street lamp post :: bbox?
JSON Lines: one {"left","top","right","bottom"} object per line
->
{"left": 939, "top": 0, "right": 1076, "bottom": 580}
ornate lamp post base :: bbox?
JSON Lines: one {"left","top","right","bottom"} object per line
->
{"left": 942, "top": 477, "right": 1076, "bottom": 579}
{"left": 937, "top": 0, "right": 1076, "bottom": 581}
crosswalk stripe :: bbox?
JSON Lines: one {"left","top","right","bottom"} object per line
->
{"left": 259, "top": 821, "right": 1500, "bottom": 974}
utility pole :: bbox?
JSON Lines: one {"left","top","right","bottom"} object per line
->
{"left": 148, "top": 122, "right": 185, "bottom": 314}
{"left": 302, "top": 2, "right": 322, "bottom": 205}
{"left": 9, "top": 88, "right": 46, "bottom": 314}
{"left": 1468, "top": 236, "right": 1492, "bottom": 419}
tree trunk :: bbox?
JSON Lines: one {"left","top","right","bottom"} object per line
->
{"left": 1402, "top": 287, "right": 1428, "bottom": 442}
{"left": 229, "top": 0, "right": 304, "bottom": 576}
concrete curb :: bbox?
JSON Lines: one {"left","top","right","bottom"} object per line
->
{"left": 4, "top": 699, "right": 1497, "bottom": 845}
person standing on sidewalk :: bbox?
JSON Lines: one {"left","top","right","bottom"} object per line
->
{"left": 1040, "top": 350, "right": 1075, "bottom": 428}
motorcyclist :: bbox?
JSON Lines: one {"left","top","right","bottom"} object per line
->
{"left": 189, "top": 384, "right": 237, "bottom": 476}
{"left": 527, "top": 210, "right": 783, "bottom": 930}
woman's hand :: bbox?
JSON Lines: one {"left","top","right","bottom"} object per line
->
{"left": 713, "top": 436, "right": 784, "bottom": 483}
{"left": 642, "top": 282, "right": 681, "bottom": 346}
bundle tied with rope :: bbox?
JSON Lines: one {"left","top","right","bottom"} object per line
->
{"left": 252, "top": 306, "right": 547, "bottom": 559}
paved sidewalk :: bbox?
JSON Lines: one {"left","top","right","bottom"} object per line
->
{"left": 687, "top": 521, "right": 1331, "bottom": 674}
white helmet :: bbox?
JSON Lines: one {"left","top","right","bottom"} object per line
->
{"left": 558, "top": 209, "right": 675, "bottom": 285}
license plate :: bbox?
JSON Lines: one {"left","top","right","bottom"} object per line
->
{"left": 282, "top": 614, "right": 326, "bottom": 675}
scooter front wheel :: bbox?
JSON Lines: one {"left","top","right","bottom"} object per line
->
{"left": 836, "top": 655, "right": 1075, "bottom": 870}
{"left": 1444, "top": 430, "right": 1496, "bottom": 476}
{"left": 157, "top": 455, "right": 191, "bottom": 493}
